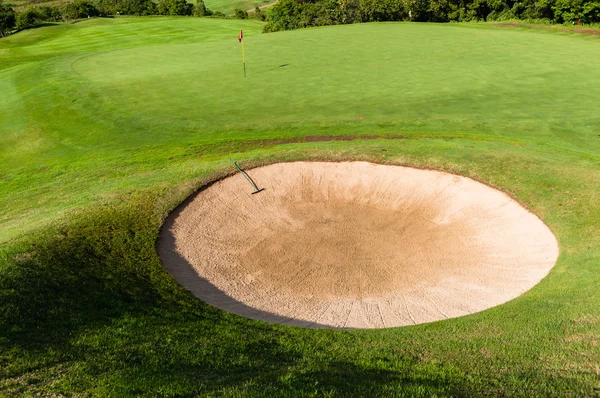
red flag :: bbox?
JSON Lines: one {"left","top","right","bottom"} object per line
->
{"left": 238, "top": 30, "right": 243, "bottom": 42}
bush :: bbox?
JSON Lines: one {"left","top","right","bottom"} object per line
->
{"left": 0, "top": 0, "right": 16, "bottom": 37}
{"left": 157, "top": 0, "right": 192, "bottom": 15}
{"left": 37, "top": 5, "right": 63, "bottom": 21}
{"left": 16, "top": 8, "right": 40, "bottom": 29}
{"left": 95, "top": 0, "right": 157, "bottom": 15}
{"left": 263, "top": 0, "right": 600, "bottom": 30}
{"left": 193, "top": 0, "right": 212, "bottom": 16}
{"left": 337, "top": 0, "right": 360, "bottom": 23}
{"left": 63, "top": 0, "right": 99, "bottom": 19}
{"left": 235, "top": 8, "right": 248, "bottom": 18}
{"left": 553, "top": 0, "right": 583, "bottom": 22}
{"left": 358, "top": 0, "right": 408, "bottom": 22}
{"left": 582, "top": 0, "right": 600, "bottom": 22}
{"left": 251, "top": 6, "right": 266, "bottom": 20}
{"left": 262, "top": 0, "right": 302, "bottom": 31}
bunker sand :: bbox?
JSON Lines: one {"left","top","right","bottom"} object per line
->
{"left": 158, "top": 162, "right": 558, "bottom": 329}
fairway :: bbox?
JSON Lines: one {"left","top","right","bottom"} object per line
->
{"left": 1, "top": 17, "right": 600, "bottom": 396}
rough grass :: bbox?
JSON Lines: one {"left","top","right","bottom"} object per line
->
{"left": 1, "top": 18, "right": 600, "bottom": 396}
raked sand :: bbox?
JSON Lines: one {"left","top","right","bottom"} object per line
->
{"left": 158, "top": 162, "right": 558, "bottom": 329}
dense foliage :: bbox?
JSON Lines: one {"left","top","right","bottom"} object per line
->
{"left": 3, "top": 0, "right": 600, "bottom": 38}
{"left": 157, "top": 0, "right": 193, "bottom": 15}
{"left": 63, "top": 0, "right": 99, "bottom": 19}
{"left": 263, "top": 0, "right": 600, "bottom": 31}
{"left": 95, "top": 0, "right": 158, "bottom": 15}
{"left": 0, "top": 0, "right": 265, "bottom": 37}
{"left": 0, "top": 0, "right": 15, "bottom": 37}
{"left": 194, "top": 0, "right": 212, "bottom": 16}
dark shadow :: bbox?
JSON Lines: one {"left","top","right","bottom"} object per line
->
{"left": 29, "top": 22, "right": 60, "bottom": 29}
{"left": 252, "top": 63, "right": 291, "bottom": 75}
{"left": 11, "top": 23, "right": 59, "bottom": 35}
{"left": 281, "top": 360, "right": 473, "bottom": 396}
{"left": 0, "top": 206, "right": 180, "bottom": 354}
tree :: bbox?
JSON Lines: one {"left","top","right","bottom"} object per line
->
{"left": 0, "top": 0, "right": 16, "bottom": 37}
{"left": 16, "top": 8, "right": 40, "bottom": 30}
{"left": 95, "top": 0, "right": 157, "bottom": 15}
{"left": 252, "top": 6, "right": 266, "bottom": 20}
{"left": 358, "top": 0, "right": 408, "bottom": 21}
{"left": 157, "top": 0, "right": 192, "bottom": 15}
{"left": 193, "top": 0, "right": 212, "bottom": 16}
{"left": 235, "top": 8, "right": 249, "bottom": 18}
{"left": 63, "top": 0, "right": 99, "bottom": 20}
{"left": 37, "top": 6, "right": 63, "bottom": 21}
{"left": 582, "top": 0, "right": 600, "bottom": 22}
{"left": 263, "top": 0, "right": 303, "bottom": 31}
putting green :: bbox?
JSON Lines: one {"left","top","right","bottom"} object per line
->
{"left": 66, "top": 23, "right": 600, "bottom": 139}
{"left": 1, "top": 18, "right": 599, "bottom": 396}
{"left": 2, "top": 19, "right": 600, "bottom": 244}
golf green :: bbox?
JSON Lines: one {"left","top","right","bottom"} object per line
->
{"left": 1, "top": 17, "right": 599, "bottom": 396}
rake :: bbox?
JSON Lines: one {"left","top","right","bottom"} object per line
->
{"left": 229, "top": 159, "right": 264, "bottom": 195}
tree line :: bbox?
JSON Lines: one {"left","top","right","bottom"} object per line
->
{"left": 2, "top": 0, "right": 598, "bottom": 39}
{"left": 0, "top": 0, "right": 265, "bottom": 38}
{"left": 262, "top": 0, "right": 600, "bottom": 31}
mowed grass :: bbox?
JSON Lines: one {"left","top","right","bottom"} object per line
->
{"left": 1, "top": 18, "right": 600, "bottom": 396}
{"left": 201, "top": 0, "right": 272, "bottom": 13}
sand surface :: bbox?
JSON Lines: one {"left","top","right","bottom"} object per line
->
{"left": 158, "top": 162, "right": 559, "bottom": 329}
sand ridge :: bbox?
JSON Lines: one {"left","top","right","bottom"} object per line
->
{"left": 158, "top": 162, "right": 559, "bottom": 329}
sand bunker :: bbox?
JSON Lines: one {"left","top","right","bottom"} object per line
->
{"left": 158, "top": 162, "right": 558, "bottom": 329}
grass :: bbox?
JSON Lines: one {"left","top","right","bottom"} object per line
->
{"left": 1, "top": 17, "right": 600, "bottom": 396}
{"left": 202, "top": 0, "right": 272, "bottom": 13}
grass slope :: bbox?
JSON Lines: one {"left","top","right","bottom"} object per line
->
{"left": 202, "top": 0, "right": 272, "bottom": 13}
{"left": 1, "top": 18, "right": 600, "bottom": 396}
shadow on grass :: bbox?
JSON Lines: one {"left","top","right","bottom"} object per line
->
{"left": 0, "top": 192, "right": 473, "bottom": 396}
{"left": 279, "top": 360, "right": 467, "bottom": 396}
{"left": 251, "top": 63, "right": 292, "bottom": 76}
{"left": 0, "top": 196, "right": 174, "bottom": 351}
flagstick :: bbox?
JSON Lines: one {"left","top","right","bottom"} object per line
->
{"left": 242, "top": 38, "right": 246, "bottom": 77}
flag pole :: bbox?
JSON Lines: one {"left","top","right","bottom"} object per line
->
{"left": 242, "top": 38, "right": 246, "bottom": 77}
{"left": 238, "top": 29, "right": 246, "bottom": 78}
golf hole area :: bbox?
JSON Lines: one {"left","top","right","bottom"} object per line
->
{"left": 158, "top": 162, "right": 558, "bottom": 329}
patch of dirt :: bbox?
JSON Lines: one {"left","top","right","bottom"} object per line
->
{"left": 564, "top": 332, "right": 600, "bottom": 346}
{"left": 191, "top": 134, "right": 410, "bottom": 157}
{"left": 239, "top": 134, "right": 408, "bottom": 147}
{"left": 158, "top": 162, "right": 558, "bottom": 329}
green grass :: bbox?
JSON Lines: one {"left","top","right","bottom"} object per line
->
{"left": 202, "top": 0, "right": 271, "bottom": 13}
{"left": 1, "top": 18, "right": 600, "bottom": 396}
